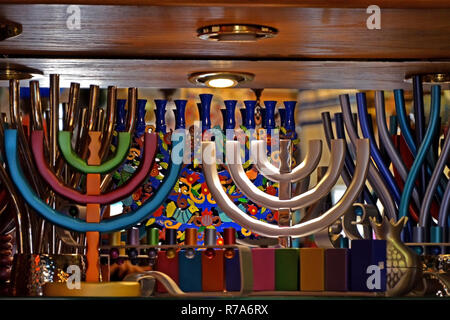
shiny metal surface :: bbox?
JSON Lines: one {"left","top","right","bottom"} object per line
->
{"left": 7, "top": 80, "right": 35, "bottom": 253}
{"left": 342, "top": 203, "right": 378, "bottom": 240}
{"left": 340, "top": 94, "right": 397, "bottom": 220}
{"left": 29, "top": 81, "right": 45, "bottom": 131}
{"left": 87, "top": 84, "right": 100, "bottom": 132}
{"left": 123, "top": 273, "right": 156, "bottom": 297}
{"left": 99, "top": 87, "right": 135, "bottom": 191}
{"left": 277, "top": 139, "right": 292, "bottom": 248}
{"left": 9, "top": 79, "right": 42, "bottom": 193}
{"left": 49, "top": 74, "right": 59, "bottom": 168}
{"left": 251, "top": 139, "right": 322, "bottom": 183}
{"left": 375, "top": 91, "right": 420, "bottom": 209}
{"left": 197, "top": 24, "right": 277, "bottom": 42}
{"left": 126, "top": 87, "right": 137, "bottom": 133}
{"left": 226, "top": 139, "right": 345, "bottom": 211}
{"left": 99, "top": 86, "right": 117, "bottom": 160}
{"left": 420, "top": 125, "right": 450, "bottom": 228}
{"left": 202, "top": 138, "right": 369, "bottom": 238}
{"left": 65, "top": 82, "right": 80, "bottom": 132}
{"left": 370, "top": 216, "right": 422, "bottom": 297}
{"left": 321, "top": 111, "right": 352, "bottom": 187}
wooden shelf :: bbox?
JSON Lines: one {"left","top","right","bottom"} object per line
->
{"left": 4, "top": 1, "right": 450, "bottom": 9}
{"left": 0, "top": 3, "right": 449, "bottom": 89}
{"left": 3, "top": 58, "right": 450, "bottom": 89}
{"left": 0, "top": 4, "right": 449, "bottom": 60}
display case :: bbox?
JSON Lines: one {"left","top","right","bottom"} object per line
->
{"left": 0, "top": 1, "right": 449, "bottom": 309}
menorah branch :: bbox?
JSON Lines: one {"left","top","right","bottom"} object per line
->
{"left": 202, "top": 138, "right": 370, "bottom": 238}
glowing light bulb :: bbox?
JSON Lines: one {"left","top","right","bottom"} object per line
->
{"left": 206, "top": 78, "right": 237, "bottom": 88}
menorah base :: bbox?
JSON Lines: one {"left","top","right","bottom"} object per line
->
{"left": 43, "top": 282, "right": 141, "bottom": 297}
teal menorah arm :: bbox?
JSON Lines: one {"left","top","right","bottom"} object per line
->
{"left": 5, "top": 129, "right": 184, "bottom": 233}
{"left": 58, "top": 131, "right": 131, "bottom": 174}
{"left": 399, "top": 85, "right": 441, "bottom": 220}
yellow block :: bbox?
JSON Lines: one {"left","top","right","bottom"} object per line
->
{"left": 44, "top": 281, "right": 141, "bottom": 297}
{"left": 300, "top": 248, "right": 325, "bottom": 291}
{"left": 119, "top": 241, "right": 126, "bottom": 256}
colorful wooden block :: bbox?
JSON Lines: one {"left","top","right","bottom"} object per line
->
{"left": 224, "top": 249, "right": 241, "bottom": 292}
{"left": 350, "top": 240, "right": 386, "bottom": 292}
{"left": 350, "top": 240, "right": 370, "bottom": 291}
{"left": 178, "top": 250, "right": 202, "bottom": 292}
{"left": 100, "top": 262, "right": 110, "bottom": 282}
{"left": 300, "top": 248, "right": 325, "bottom": 291}
{"left": 201, "top": 249, "right": 224, "bottom": 292}
{"left": 370, "top": 240, "right": 387, "bottom": 292}
{"left": 155, "top": 250, "right": 179, "bottom": 293}
{"left": 275, "top": 248, "right": 299, "bottom": 291}
{"left": 325, "top": 248, "right": 349, "bottom": 291}
{"left": 251, "top": 248, "right": 275, "bottom": 291}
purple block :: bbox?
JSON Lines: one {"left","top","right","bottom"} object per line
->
{"left": 350, "top": 240, "right": 387, "bottom": 292}
{"left": 325, "top": 248, "right": 349, "bottom": 291}
{"left": 371, "top": 240, "right": 387, "bottom": 292}
{"left": 225, "top": 249, "right": 241, "bottom": 292}
{"left": 252, "top": 248, "right": 275, "bottom": 291}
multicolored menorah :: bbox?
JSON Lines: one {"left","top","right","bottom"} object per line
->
{"left": 4, "top": 79, "right": 186, "bottom": 285}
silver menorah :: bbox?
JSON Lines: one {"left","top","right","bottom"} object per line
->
{"left": 201, "top": 137, "right": 370, "bottom": 247}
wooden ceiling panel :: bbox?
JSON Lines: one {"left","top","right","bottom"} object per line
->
{"left": 2, "top": 58, "right": 450, "bottom": 90}
{"left": 3, "top": 1, "right": 450, "bottom": 9}
{"left": 0, "top": 5, "right": 449, "bottom": 59}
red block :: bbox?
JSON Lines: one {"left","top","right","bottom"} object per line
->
{"left": 202, "top": 250, "right": 224, "bottom": 292}
{"left": 252, "top": 248, "right": 275, "bottom": 291}
{"left": 155, "top": 250, "right": 179, "bottom": 293}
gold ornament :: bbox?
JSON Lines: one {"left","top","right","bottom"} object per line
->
{"left": 369, "top": 216, "right": 422, "bottom": 297}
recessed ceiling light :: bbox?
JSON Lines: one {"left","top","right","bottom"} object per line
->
{"left": 0, "top": 64, "right": 43, "bottom": 80}
{"left": 404, "top": 73, "right": 450, "bottom": 84}
{"left": 188, "top": 72, "right": 254, "bottom": 88}
{"left": 197, "top": 24, "right": 277, "bottom": 42}
{"left": 0, "top": 19, "right": 22, "bottom": 41}
{"left": 206, "top": 78, "right": 237, "bottom": 88}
